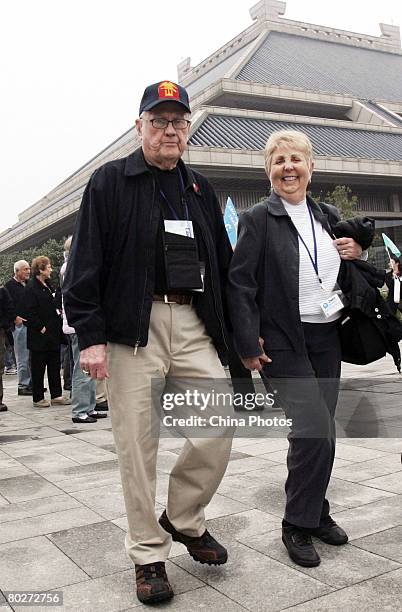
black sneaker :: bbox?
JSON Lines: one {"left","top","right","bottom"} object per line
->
{"left": 308, "top": 516, "right": 348, "bottom": 545}
{"left": 282, "top": 524, "right": 321, "bottom": 567}
{"left": 135, "top": 562, "right": 173, "bottom": 604}
{"left": 0, "top": 403, "right": 8, "bottom": 412}
{"left": 96, "top": 400, "right": 109, "bottom": 411}
{"left": 159, "top": 510, "right": 227, "bottom": 565}
{"left": 18, "top": 387, "right": 33, "bottom": 396}
{"left": 72, "top": 414, "right": 97, "bottom": 423}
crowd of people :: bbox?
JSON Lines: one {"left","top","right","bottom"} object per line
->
{"left": 0, "top": 254, "right": 108, "bottom": 421}
{"left": 1, "top": 79, "right": 401, "bottom": 606}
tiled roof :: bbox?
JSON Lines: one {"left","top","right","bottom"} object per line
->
{"left": 363, "top": 101, "right": 402, "bottom": 128}
{"left": 236, "top": 32, "right": 402, "bottom": 103}
{"left": 189, "top": 114, "right": 402, "bottom": 161}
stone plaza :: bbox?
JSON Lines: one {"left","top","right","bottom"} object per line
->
{"left": 0, "top": 355, "right": 401, "bottom": 611}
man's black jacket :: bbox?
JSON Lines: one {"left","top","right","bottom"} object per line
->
{"left": 0, "top": 287, "right": 15, "bottom": 331}
{"left": 63, "top": 148, "right": 232, "bottom": 354}
{"left": 5, "top": 278, "right": 27, "bottom": 322}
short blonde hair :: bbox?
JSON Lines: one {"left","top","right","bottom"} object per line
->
{"left": 31, "top": 256, "right": 50, "bottom": 277}
{"left": 64, "top": 235, "right": 72, "bottom": 252}
{"left": 264, "top": 130, "right": 314, "bottom": 175}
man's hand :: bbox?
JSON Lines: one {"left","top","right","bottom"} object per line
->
{"left": 80, "top": 344, "right": 108, "bottom": 380}
{"left": 334, "top": 238, "right": 362, "bottom": 260}
{"left": 241, "top": 337, "right": 272, "bottom": 371}
{"left": 40, "top": 326, "right": 46, "bottom": 334}
{"left": 15, "top": 316, "right": 26, "bottom": 326}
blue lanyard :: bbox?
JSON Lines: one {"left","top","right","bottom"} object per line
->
{"left": 295, "top": 205, "right": 323, "bottom": 286}
{"left": 159, "top": 168, "right": 189, "bottom": 221}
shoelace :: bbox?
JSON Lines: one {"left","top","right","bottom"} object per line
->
{"left": 139, "top": 563, "right": 166, "bottom": 580}
{"left": 291, "top": 530, "right": 312, "bottom": 547}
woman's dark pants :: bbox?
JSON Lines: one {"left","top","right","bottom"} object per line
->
{"left": 31, "top": 350, "right": 63, "bottom": 402}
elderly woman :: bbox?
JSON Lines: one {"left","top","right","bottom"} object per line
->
{"left": 228, "top": 130, "right": 364, "bottom": 568}
{"left": 25, "top": 256, "right": 71, "bottom": 408}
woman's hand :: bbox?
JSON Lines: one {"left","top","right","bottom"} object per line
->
{"left": 241, "top": 337, "right": 272, "bottom": 371}
{"left": 334, "top": 238, "right": 362, "bottom": 260}
{"left": 40, "top": 326, "right": 46, "bottom": 334}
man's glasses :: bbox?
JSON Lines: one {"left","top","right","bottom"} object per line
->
{"left": 145, "top": 118, "right": 191, "bottom": 130}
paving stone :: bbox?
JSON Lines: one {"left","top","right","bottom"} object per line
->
{"left": 172, "top": 542, "right": 333, "bottom": 611}
{"left": 333, "top": 443, "right": 390, "bottom": 462}
{"left": 0, "top": 456, "right": 31, "bottom": 478}
{"left": 48, "top": 521, "right": 131, "bottom": 578}
{"left": 285, "top": 568, "right": 402, "bottom": 611}
{"left": 0, "top": 474, "right": 62, "bottom": 503}
{"left": 218, "top": 478, "right": 286, "bottom": 517}
{"left": 29, "top": 563, "right": 202, "bottom": 611}
{"left": 15, "top": 452, "right": 81, "bottom": 473}
{"left": 0, "top": 506, "right": 104, "bottom": 544}
{"left": 206, "top": 509, "right": 279, "bottom": 542}
{"left": 40, "top": 458, "right": 120, "bottom": 482}
{"left": 0, "top": 414, "right": 39, "bottom": 432}
{"left": 69, "top": 429, "right": 115, "bottom": 446}
{"left": 326, "top": 477, "right": 396, "bottom": 508}
{"left": 54, "top": 469, "right": 122, "bottom": 493}
{"left": 332, "top": 495, "right": 402, "bottom": 540}
{"left": 0, "top": 427, "right": 64, "bottom": 444}
{"left": 336, "top": 438, "right": 402, "bottom": 454}
{"left": 203, "top": 493, "right": 254, "bottom": 520}
{"left": 0, "top": 494, "right": 81, "bottom": 523}
{"left": 70, "top": 483, "right": 126, "bottom": 520}
{"left": 0, "top": 435, "right": 73, "bottom": 457}
{"left": 143, "top": 585, "right": 246, "bottom": 610}
{"left": 352, "top": 527, "right": 402, "bottom": 562}
{"left": 0, "top": 535, "right": 87, "bottom": 590}
{"left": 240, "top": 528, "right": 400, "bottom": 588}
{"left": 223, "top": 455, "right": 280, "bottom": 476}
{"left": 332, "top": 454, "right": 402, "bottom": 482}
{"left": 363, "top": 471, "right": 402, "bottom": 493}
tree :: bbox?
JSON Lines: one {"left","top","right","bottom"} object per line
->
{"left": 0, "top": 238, "right": 66, "bottom": 286}
{"left": 314, "top": 185, "right": 358, "bottom": 220}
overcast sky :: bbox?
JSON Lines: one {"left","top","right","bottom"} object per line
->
{"left": 1, "top": 0, "right": 401, "bottom": 233}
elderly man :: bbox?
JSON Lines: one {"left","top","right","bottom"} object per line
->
{"left": 64, "top": 81, "right": 233, "bottom": 604}
{"left": 5, "top": 261, "right": 32, "bottom": 395}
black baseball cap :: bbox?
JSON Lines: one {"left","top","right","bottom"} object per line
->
{"left": 139, "top": 80, "right": 191, "bottom": 115}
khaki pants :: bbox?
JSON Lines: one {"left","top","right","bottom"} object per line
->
{"left": 106, "top": 303, "right": 233, "bottom": 565}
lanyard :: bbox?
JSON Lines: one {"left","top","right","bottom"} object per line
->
{"left": 158, "top": 168, "right": 189, "bottom": 221}
{"left": 295, "top": 205, "right": 324, "bottom": 286}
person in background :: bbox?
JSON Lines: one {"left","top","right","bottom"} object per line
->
{"left": 4, "top": 333, "right": 17, "bottom": 375}
{"left": 385, "top": 254, "right": 402, "bottom": 316}
{"left": 228, "top": 130, "right": 366, "bottom": 569}
{"left": 25, "top": 256, "right": 71, "bottom": 408}
{"left": 0, "top": 286, "right": 16, "bottom": 412}
{"left": 5, "top": 260, "right": 32, "bottom": 395}
{"left": 60, "top": 237, "right": 107, "bottom": 423}
{"left": 95, "top": 379, "right": 108, "bottom": 412}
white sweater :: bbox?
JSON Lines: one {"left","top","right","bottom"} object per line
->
{"left": 282, "top": 198, "right": 342, "bottom": 323}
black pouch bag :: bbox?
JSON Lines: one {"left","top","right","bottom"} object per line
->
{"left": 163, "top": 231, "right": 203, "bottom": 291}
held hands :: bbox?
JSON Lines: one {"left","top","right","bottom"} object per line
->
{"left": 80, "top": 344, "right": 109, "bottom": 380}
{"left": 334, "top": 238, "right": 362, "bottom": 260}
{"left": 241, "top": 337, "right": 272, "bottom": 372}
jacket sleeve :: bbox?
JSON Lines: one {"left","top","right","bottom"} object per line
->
{"left": 227, "top": 209, "right": 265, "bottom": 359}
{"left": 63, "top": 166, "right": 112, "bottom": 350}
{"left": 0, "top": 287, "right": 16, "bottom": 330}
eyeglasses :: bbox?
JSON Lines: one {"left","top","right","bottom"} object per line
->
{"left": 145, "top": 118, "right": 191, "bottom": 130}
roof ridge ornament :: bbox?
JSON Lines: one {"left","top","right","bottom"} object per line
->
{"left": 250, "top": 0, "right": 286, "bottom": 22}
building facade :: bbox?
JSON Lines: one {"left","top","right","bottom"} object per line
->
{"left": 1, "top": 0, "right": 402, "bottom": 255}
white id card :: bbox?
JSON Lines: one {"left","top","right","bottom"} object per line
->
{"left": 320, "top": 293, "right": 344, "bottom": 318}
{"left": 394, "top": 277, "right": 401, "bottom": 304}
{"left": 164, "top": 220, "right": 194, "bottom": 238}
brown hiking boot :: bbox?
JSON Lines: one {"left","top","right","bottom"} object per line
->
{"left": 159, "top": 510, "right": 228, "bottom": 565}
{"left": 135, "top": 562, "right": 173, "bottom": 604}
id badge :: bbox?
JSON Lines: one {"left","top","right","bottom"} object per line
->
{"left": 320, "top": 293, "right": 344, "bottom": 318}
{"left": 164, "top": 220, "right": 194, "bottom": 238}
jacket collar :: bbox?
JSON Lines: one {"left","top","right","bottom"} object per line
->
{"left": 124, "top": 147, "right": 201, "bottom": 196}
{"left": 266, "top": 191, "right": 333, "bottom": 234}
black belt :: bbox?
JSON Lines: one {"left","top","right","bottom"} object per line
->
{"left": 153, "top": 293, "right": 193, "bottom": 305}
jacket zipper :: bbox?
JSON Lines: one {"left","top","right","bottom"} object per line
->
{"left": 196, "top": 205, "right": 228, "bottom": 353}
{"left": 134, "top": 177, "right": 156, "bottom": 355}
